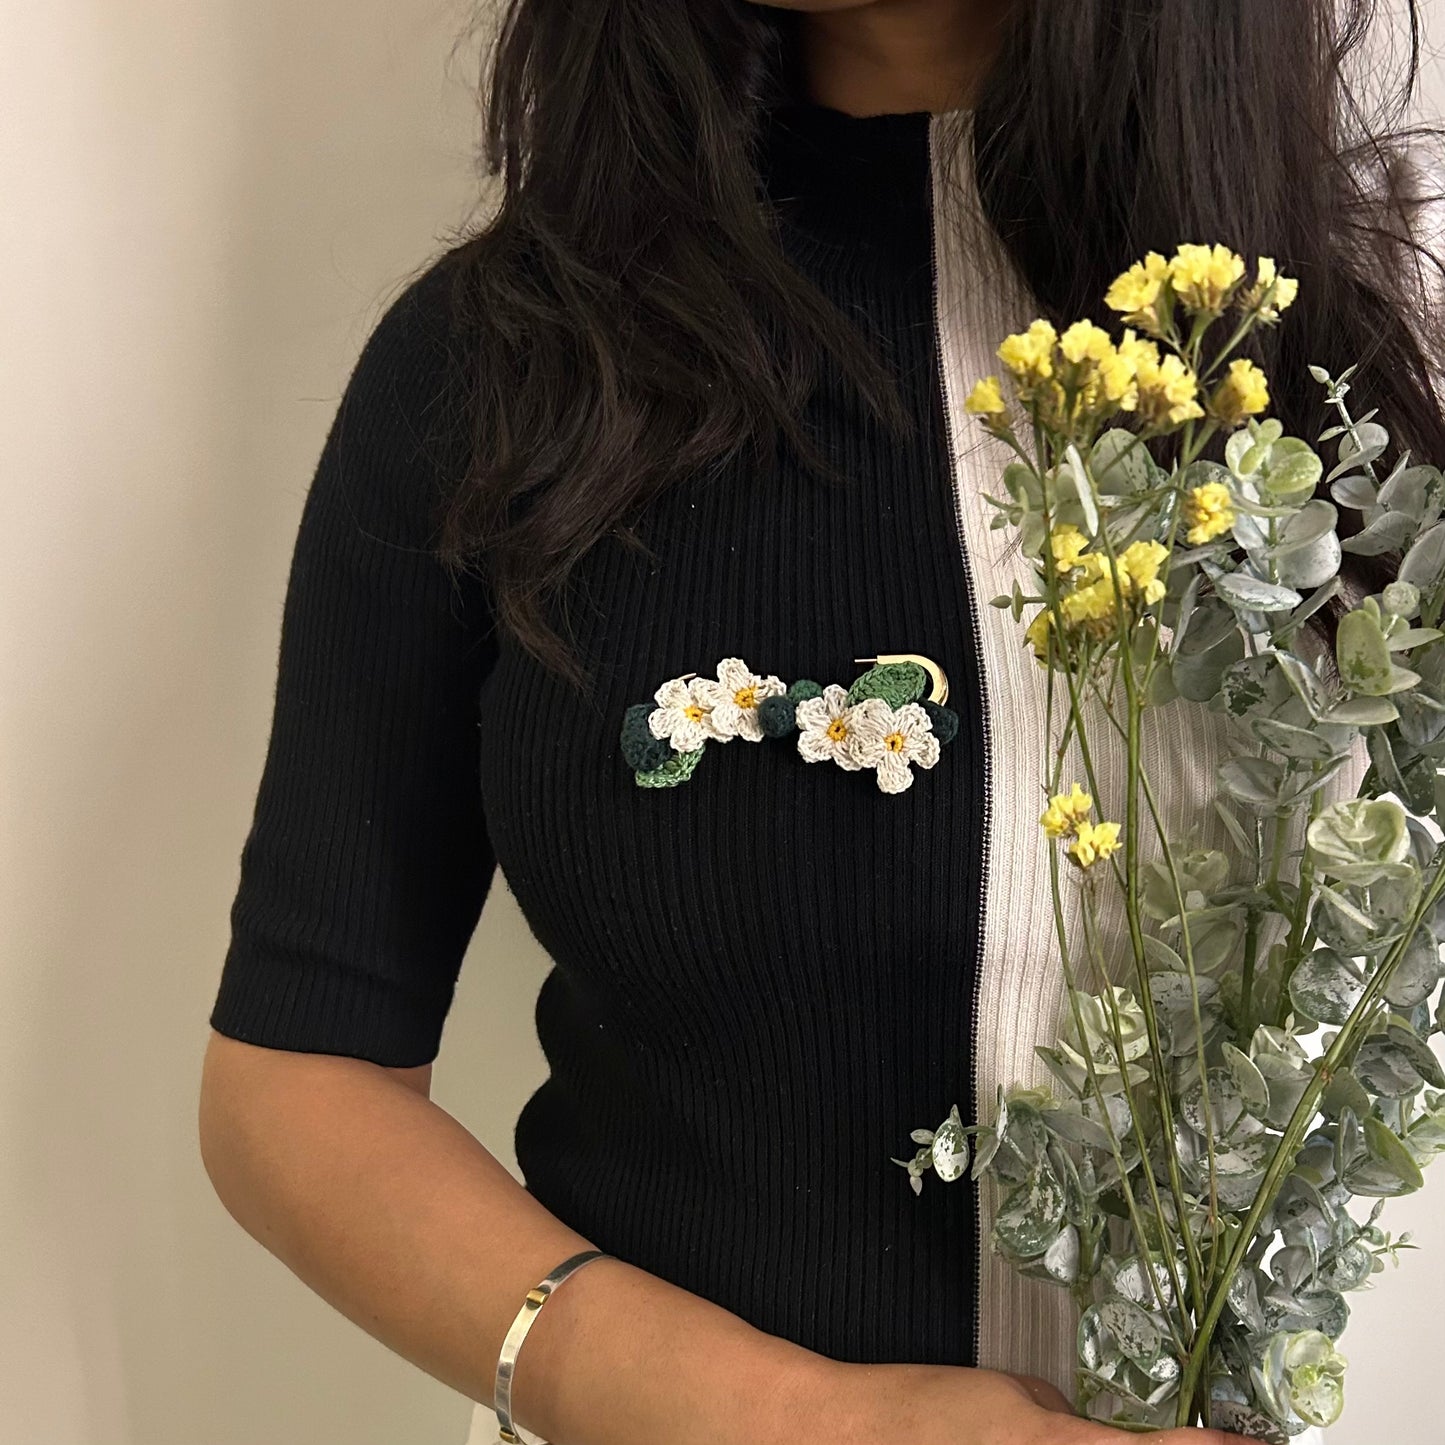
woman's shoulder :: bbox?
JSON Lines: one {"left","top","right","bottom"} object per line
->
{"left": 322, "top": 246, "right": 483, "bottom": 546}
{"left": 343, "top": 245, "right": 479, "bottom": 430}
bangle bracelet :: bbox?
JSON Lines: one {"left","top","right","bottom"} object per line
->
{"left": 494, "top": 1248, "right": 610, "bottom": 1445}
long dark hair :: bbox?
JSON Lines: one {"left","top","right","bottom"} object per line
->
{"left": 434, "top": 0, "right": 1445, "bottom": 681}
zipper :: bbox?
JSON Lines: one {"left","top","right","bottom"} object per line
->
{"left": 926, "top": 110, "right": 992, "bottom": 1374}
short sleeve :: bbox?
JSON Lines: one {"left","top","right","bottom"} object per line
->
{"left": 208, "top": 255, "right": 499, "bottom": 1067}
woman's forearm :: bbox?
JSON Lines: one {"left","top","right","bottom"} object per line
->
{"left": 197, "top": 1033, "right": 824, "bottom": 1445}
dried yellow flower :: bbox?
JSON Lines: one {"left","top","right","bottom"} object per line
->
{"left": 1069, "top": 819, "right": 1123, "bottom": 868}
{"left": 1168, "top": 243, "right": 1247, "bottom": 315}
{"left": 998, "top": 320, "right": 1058, "bottom": 385}
{"left": 1208, "top": 358, "right": 1271, "bottom": 425}
{"left": 1041, "top": 783, "right": 1094, "bottom": 839}
{"left": 1120, "top": 330, "right": 1205, "bottom": 430}
{"left": 1239, "top": 257, "right": 1300, "bottom": 323}
{"left": 1105, "top": 252, "right": 1171, "bottom": 335}
{"left": 1049, "top": 524, "right": 1090, "bottom": 574}
{"left": 1183, "top": 481, "right": 1236, "bottom": 545}
{"left": 965, "top": 375, "right": 1008, "bottom": 416}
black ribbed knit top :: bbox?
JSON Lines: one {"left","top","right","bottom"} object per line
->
{"left": 209, "top": 100, "right": 990, "bottom": 1366}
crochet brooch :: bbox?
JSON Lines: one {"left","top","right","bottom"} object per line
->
{"left": 619, "top": 654, "right": 960, "bottom": 794}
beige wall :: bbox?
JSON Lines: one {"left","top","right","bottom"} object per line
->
{"left": 1, "top": 3, "right": 1442, "bottom": 1442}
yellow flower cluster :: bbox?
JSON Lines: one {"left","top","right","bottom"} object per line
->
{"left": 974, "top": 318, "right": 1208, "bottom": 438}
{"left": 1207, "top": 358, "right": 1271, "bottom": 426}
{"left": 1168, "top": 243, "right": 1246, "bottom": 315}
{"left": 1183, "top": 480, "right": 1236, "bottom": 545}
{"left": 1025, "top": 536, "right": 1168, "bottom": 662}
{"left": 972, "top": 318, "right": 1139, "bottom": 434}
{"left": 970, "top": 249, "right": 1292, "bottom": 442}
{"left": 1239, "top": 256, "right": 1300, "bottom": 323}
{"left": 1058, "top": 539, "right": 1169, "bottom": 635}
{"left": 1041, "top": 782, "right": 1093, "bottom": 838}
{"left": 964, "top": 375, "right": 1007, "bottom": 417}
{"left": 1105, "top": 252, "right": 1171, "bottom": 334}
{"left": 1049, "top": 523, "right": 1090, "bottom": 573}
{"left": 1105, "top": 245, "right": 1296, "bottom": 336}
{"left": 1119, "top": 329, "right": 1204, "bottom": 428}
{"left": 1025, "top": 607, "right": 1054, "bottom": 663}
{"left": 1039, "top": 782, "right": 1122, "bottom": 868}
{"left": 1070, "top": 819, "right": 1123, "bottom": 869}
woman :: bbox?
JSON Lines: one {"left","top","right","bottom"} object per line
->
{"left": 198, "top": 1, "right": 1445, "bottom": 1441}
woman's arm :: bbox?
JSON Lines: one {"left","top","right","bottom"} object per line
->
{"left": 197, "top": 1031, "right": 822, "bottom": 1445}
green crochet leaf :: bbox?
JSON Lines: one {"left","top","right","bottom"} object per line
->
{"left": 635, "top": 746, "right": 705, "bottom": 788}
{"left": 846, "top": 662, "right": 927, "bottom": 708}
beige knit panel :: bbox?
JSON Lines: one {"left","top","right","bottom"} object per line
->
{"left": 927, "top": 110, "right": 1364, "bottom": 1397}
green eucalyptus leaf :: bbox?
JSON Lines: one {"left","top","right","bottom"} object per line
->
{"left": 1282, "top": 577, "right": 1344, "bottom": 636}
{"left": 1319, "top": 1240, "right": 1375, "bottom": 1292}
{"left": 1264, "top": 440, "right": 1325, "bottom": 502}
{"left": 1323, "top": 695, "right": 1400, "bottom": 726}
{"left": 1043, "top": 1105, "right": 1116, "bottom": 1152}
{"left": 1182, "top": 1068, "right": 1246, "bottom": 1137}
{"left": 1274, "top": 650, "right": 1331, "bottom": 719}
{"left": 1382, "top": 926, "right": 1441, "bottom": 1008}
{"left": 1306, "top": 798, "right": 1411, "bottom": 884}
{"left": 1064, "top": 444, "right": 1099, "bottom": 537}
{"left": 1214, "top": 572, "right": 1304, "bottom": 613}
{"left": 1330, "top": 474, "right": 1378, "bottom": 510}
{"left": 1342, "top": 1116, "right": 1426, "bottom": 1195}
{"left": 930, "top": 1106, "right": 970, "bottom": 1182}
{"left": 1275, "top": 531, "right": 1343, "bottom": 590}
{"left": 1218, "top": 757, "right": 1286, "bottom": 809}
{"left": 1388, "top": 627, "right": 1443, "bottom": 651}
{"left": 1383, "top": 1019, "right": 1445, "bottom": 1087}
{"left": 1092, "top": 428, "right": 1154, "bottom": 494}
{"left": 1321, "top": 1067, "right": 1373, "bottom": 1122}
{"left": 1376, "top": 463, "right": 1437, "bottom": 519}
{"left": 1355, "top": 1035, "right": 1433, "bottom": 1098}
{"left": 1271, "top": 499, "right": 1338, "bottom": 555}
{"left": 1288, "top": 948, "right": 1367, "bottom": 1026}
{"left": 1218, "top": 655, "right": 1276, "bottom": 716}
{"left": 1250, "top": 714, "right": 1346, "bottom": 760}
{"left": 1040, "top": 1224, "right": 1081, "bottom": 1285}
{"left": 1093, "top": 1298, "right": 1164, "bottom": 1367}
{"left": 1336, "top": 607, "right": 1394, "bottom": 695}
{"left": 1223, "top": 1042, "right": 1273, "bottom": 1117}
{"left": 1400, "top": 520, "right": 1445, "bottom": 594}
{"left": 1341, "top": 511, "right": 1418, "bottom": 556}
{"left": 994, "top": 1170, "right": 1067, "bottom": 1258}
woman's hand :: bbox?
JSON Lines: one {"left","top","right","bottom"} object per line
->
{"left": 795, "top": 1358, "right": 1251, "bottom": 1445}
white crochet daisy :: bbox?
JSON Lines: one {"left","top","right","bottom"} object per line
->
{"left": 847, "top": 698, "right": 941, "bottom": 794}
{"left": 795, "top": 684, "right": 863, "bottom": 770}
{"left": 694, "top": 657, "right": 786, "bottom": 742}
{"left": 648, "top": 675, "right": 724, "bottom": 752}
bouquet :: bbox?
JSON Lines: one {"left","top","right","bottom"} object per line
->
{"left": 898, "top": 243, "right": 1445, "bottom": 1438}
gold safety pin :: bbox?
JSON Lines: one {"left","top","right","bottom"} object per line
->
{"left": 854, "top": 653, "right": 949, "bottom": 705}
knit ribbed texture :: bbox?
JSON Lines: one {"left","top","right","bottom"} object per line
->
{"left": 211, "top": 102, "right": 993, "bottom": 1367}
{"left": 209, "top": 269, "right": 499, "bottom": 1065}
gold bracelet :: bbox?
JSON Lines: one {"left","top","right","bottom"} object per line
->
{"left": 493, "top": 1248, "right": 610, "bottom": 1445}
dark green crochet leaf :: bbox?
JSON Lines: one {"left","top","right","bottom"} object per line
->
{"left": 635, "top": 747, "right": 705, "bottom": 788}
{"left": 846, "top": 662, "right": 927, "bottom": 708}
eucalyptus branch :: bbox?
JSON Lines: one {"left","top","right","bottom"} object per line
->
{"left": 1173, "top": 850, "right": 1445, "bottom": 1419}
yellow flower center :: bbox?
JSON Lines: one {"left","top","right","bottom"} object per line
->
{"left": 826, "top": 718, "right": 849, "bottom": 742}
{"left": 734, "top": 686, "right": 757, "bottom": 709}
{"left": 884, "top": 731, "right": 906, "bottom": 753}
{"left": 683, "top": 704, "right": 704, "bottom": 723}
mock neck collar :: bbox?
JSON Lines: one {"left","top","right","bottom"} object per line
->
{"left": 757, "top": 98, "right": 973, "bottom": 272}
